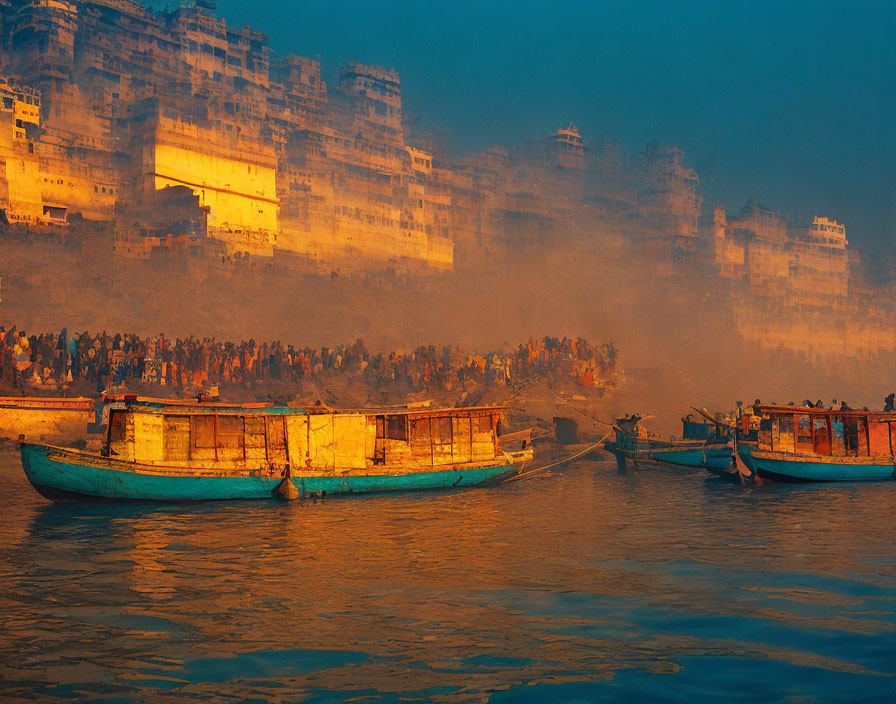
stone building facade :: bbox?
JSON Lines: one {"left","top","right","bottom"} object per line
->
{"left": 0, "top": 0, "right": 882, "bottom": 357}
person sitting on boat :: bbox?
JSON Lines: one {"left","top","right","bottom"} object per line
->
{"left": 840, "top": 401, "right": 852, "bottom": 412}
{"left": 884, "top": 394, "right": 895, "bottom": 412}
{"left": 814, "top": 399, "right": 824, "bottom": 408}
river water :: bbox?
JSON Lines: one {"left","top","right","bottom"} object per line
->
{"left": 0, "top": 448, "right": 894, "bottom": 703}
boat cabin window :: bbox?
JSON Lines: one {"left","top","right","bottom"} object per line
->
{"left": 244, "top": 416, "right": 266, "bottom": 457}
{"left": 868, "top": 419, "right": 891, "bottom": 457}
{"left": 409, "top": 417, "right": 431, "bottom": 459}
{"left": 830, "top": 416, "right": 846, "bottom": 456}
{"left": 375, "top": 415, "right": 409, "bottom": 441}
{"left": 163, "top": 413, "right": 290, "bottom": 463}
{"left": 192, "top": 416, "right": 216, "bottom": 450}
{"left": 777, "top": 415, "right": 795, "bottom": 453}
{"left": 856, "top": 418, "right": 869, "bottom": 456}
{"left": 758, "top": 417, "right": 772, "bottom": 450}
{"left": 795, "top": 414, "right": 812, "bottom": 453}
{"left": 164, "top": 415, "right": 191, "bottom": 460}
{"left": 478, "top": 415, "right": 493, "bottom": 433}
{"left": 432, "top": 416, "right": 453, "bottom": 455}
{"left": 386, "top": 415, "right": 407, "bottom": 441}
{"left": 265, "top": 416, "right": 288, "bottom": 462}
{"left": 844, "top": 417, "right": 868, "bottom": 456}
{"left": 217, "top": 416, "right": 244, "bottom": 459}
{"left": 812, "top": 416, "right": 831, "bottom": 455}
{"left": 108, "top": 411, "right": 127, "bottom": 443}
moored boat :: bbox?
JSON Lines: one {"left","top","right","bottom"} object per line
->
{"left": 738, "top": 404, "right": 896, "bottom": 482}
{"left": 19, "top": 401, "right": 519, "bottom": 501}
{"left": 604, "top": 414, "right": 733, "bottom": 472}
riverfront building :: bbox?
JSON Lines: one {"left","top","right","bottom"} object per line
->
{"left": 0, "top": 0, "right": 881, "bottom": 356}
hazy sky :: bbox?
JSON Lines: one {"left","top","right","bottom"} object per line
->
{"left": 214, "top": 0, "right": 895, "bottom": 252}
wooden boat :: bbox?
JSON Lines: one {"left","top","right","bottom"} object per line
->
{"left": 102, "top": 393, "right": 274, "bottom": 409}
{"left": 497, "top": 426, "right": 551, "bottom": 463}
{"left": 604, "top": 414, "right": 733, "bottom": 472}
{"left": 19, "top": 401, "right": 519, "bottom": 501}
{"left": 737, "top": 404, "right": 896, "bottom": 482}
{"left": 0, "top": 396, "right": 95, "bottom": 444}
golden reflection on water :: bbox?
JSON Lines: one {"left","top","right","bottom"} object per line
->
{"left": 0, "top": 450, "right": 894, "bottom": 702}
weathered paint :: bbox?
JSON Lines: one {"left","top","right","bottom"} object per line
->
{"left": 20, "top": 443, "right": 515, "bottom": 501}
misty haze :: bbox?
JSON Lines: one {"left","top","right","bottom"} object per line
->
{"left": 0, "top": 1, "right": 894, "bottom": 702}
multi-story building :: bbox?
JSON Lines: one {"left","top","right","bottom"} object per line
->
{"left": 0, "top": 0, "right": 869, "bottom": 324}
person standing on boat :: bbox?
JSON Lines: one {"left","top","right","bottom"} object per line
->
{"left": 884, "top": 394, "right": 895, "bottom": 412}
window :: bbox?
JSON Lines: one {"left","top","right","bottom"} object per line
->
{"left": 759, "top": 417, "right": 772, "bottom": 450}
{"left": 409, "top": 417, "right": 432, "bottom": 459}
{"left": 409, "top": 418, "right": 429, "bottom": 440}
{"left": 844, "top": 418, "right": 869, "bottom": 456}
{"left": 778, "top": 415, "right": 795, "bottom": 453}
{"left": 42, "top": 205, "right": 66, "bottom": 221}
{"left": 432, "top": 416, "right": 452, "bottom": 454}
{"left": 795, "top": 414, "right": 812, "bottom": 452}
{"left": 244, "top": 416, "right": 266, "bottom": 454}
{"left": 217, "top": 415, "right": 244, "bottom": 450}
{"left": 812, "top": 417, "right": 830, "bottom": 455}
{"left": 856, "top": 418, "right": 868, "bottom": 455}
{"left": 831, "top": 416, "right": 845, "bottom": 456}
{"left": 192, "top": 415, "right": 216, "bottom": 449}
{"left": 164, "top": 415, "right": 190, "bottom": 460}
{"left": 265, "top": 416, "right": 287, "bottom": 461}
{"left": 386, "top": 415, "right": 407, "bottom": 441}
{"left": 108, "top": 411, "right": 127, "bottom": 443}
{"left": 478, "top": 415, "right": 493, "bottom": 433}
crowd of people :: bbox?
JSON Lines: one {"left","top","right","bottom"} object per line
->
{"left": 0, "top": 325, "right": 617, "bottom": 398}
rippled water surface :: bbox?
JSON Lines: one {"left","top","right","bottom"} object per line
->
{"left": 1, "top": 448, "right": 894, "bottom": 703}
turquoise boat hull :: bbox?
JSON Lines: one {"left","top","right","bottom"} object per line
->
{"left": 650, "top": 447, "right": 705, "bottom": 467}
{"left": 702, "top": 445, "right": 735, "bottom": 472}
{"left": 651, "top": 445, "right": 733, "bottom": 471}
{"left": 607, "top": 428, "right": 732, "bottom": 472}
{"left": 20, "top": 444, "right": 516, "bottom": 502}
{"left": 737, "top": 443, "right": 895, "bottom": 482}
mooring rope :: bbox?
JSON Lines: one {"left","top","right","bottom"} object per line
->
{"left": 502, "top": 428, "right": 614, "bottom": 484}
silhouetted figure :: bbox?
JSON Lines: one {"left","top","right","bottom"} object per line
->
{"left": 884, "top": 394, "right": 895, "bottom": 412}
{"left": 840, "top": 401, "right": 852, "bottom": 412}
